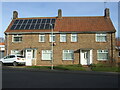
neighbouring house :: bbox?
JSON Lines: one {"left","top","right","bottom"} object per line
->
{"left": 0, "top": 42, "right": 5, "bottom": 59}
{"left": 4, "top": 8, "right": 116, "bottom": 66}
{"left": 115, "top": 40, "right": 120, "bottom": 63}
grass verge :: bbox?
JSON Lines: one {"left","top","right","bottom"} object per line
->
{"left": 91, "top": 66, "right": 120, "bottom": 72}
{"left": 26, "top": 64, "right": 86, "bottom": 71}
{"left": 26, "top": 64, "right": 120, "bottom": 72}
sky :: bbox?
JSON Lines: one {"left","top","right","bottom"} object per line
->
{"left": 0, "top": 1, "right": 119, "bottom": 38}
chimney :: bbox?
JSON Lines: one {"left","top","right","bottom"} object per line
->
{"left": 104, "top": 8, "right": 110, "bottom": 18}
{"left": 13, "top": 11, "right": 18, "bottom": 19}
{"left": 58, "top": 9, "right": 62, "bottom": 18}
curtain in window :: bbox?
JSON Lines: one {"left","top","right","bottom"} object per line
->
{"left": 42, "top": 50, "right": 52, "bottom": 60}
{"left": 63, "top": 50, "right": 74, "bottom": 60}
{"left": 97, "top": 50, "right": 108, "bottom": 60}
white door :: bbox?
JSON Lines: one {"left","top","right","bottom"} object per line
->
{"left": 80, "top": 50, "right": 90, "bottom": 65}
{"left": 26, "top": 50, "right": 32, "bottom": 66}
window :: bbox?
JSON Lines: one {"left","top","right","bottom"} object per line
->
{"left": 97, "top": 50, "right": 108, "bottom": 60}
{"left": 33, "top": 49, "right": 36, "bottom": 58}
{"left": 71, "top": 34, "right": 77, "bottom": 42}
{"left": 96, "top": 34, "right": 107, "bottom": 42}
{"left": 49, "top": 34, "right": 55, "bottom": 42}
{"left": 11, "top": 50, "right": 21, "bottom": 55}
{"left": 9, "top": 55, "right": 15, "bottom": 58}
{"left": 39, "top": 34, "right": 45, "bottom": 42}
{"left": 119, "top": 51, "right": 120, "bottom": 57}
{"left": 42, "top": 50, "right": 52, "bottom": 60}
{"left": 60, "top": 34, "right": 66, "bottom": 42}
{"left": 12, "top": 34, "right": 22, "bottom": 42}
{"left": 63, "top": 50, "right": 74, "bottom": 60}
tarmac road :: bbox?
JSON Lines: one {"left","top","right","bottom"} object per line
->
{"left": 2, "top": 66, "right": 119, "bottom": 88}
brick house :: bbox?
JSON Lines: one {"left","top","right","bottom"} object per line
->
{"left": 0, "top": 42, "right": 5, "bottom": 59}
{"left": 4, "top": 8, "right": 116, "bottom": 66}
{"left": 115, "top": 40, "right": 120, "bottom": 63}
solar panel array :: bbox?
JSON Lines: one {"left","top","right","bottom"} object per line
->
{"left": 10, "top": 18, "right": 56, "bottom": 30}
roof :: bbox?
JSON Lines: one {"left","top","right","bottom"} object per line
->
{"left": 5, "top": 16, "right": 116, "bottom": 33}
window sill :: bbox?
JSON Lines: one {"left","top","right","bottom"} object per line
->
{"left": 41, "top": 60, "right": 51, "bottom": 61}
{"left": 63, "top": 59, "right": 73, "bottom": 61}
{"left": 60, "top": 42, "right": 67, "bottom": 43}
{"left": 97, "top": 59, "right": 108, "bottom": 61}
{"left": 12, "top": 42, "right": 22, "bottom": 43}
{"left": 39, "top": 42, "right": 45, "bottom": 43}
{"left": 96, "top": 41, "right": 107, "bottom": 43}
{"left": 71, "top": 42, "right": 78, "bottom": 43}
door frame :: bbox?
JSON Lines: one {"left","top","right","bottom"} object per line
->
{"left": 80, "top": 49, "right": 93, "bottom": 65}
{"left": 25, "top": 49, "right": 33, "bottom": 66}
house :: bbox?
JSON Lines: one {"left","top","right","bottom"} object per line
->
{"left": 4, "top": 8, "right": 116, "bottom": 66}
{"left": 115, "top": 40, "right": 120, "bottom": 63}
{"left": 0, "top": 42, "right": 5, "bottom": 59}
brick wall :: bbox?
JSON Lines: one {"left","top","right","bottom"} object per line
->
{"left": 5, "top": 33, "right": 116, "bottom": 65}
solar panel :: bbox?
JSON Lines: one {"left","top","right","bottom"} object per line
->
{"left": 10, "top": 18, "right": 56, "bottom": 30}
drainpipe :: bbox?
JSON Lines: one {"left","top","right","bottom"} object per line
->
{"left": 6, "top": 34, "right": 9, "bottom": 56}
{"left": 111, "top": 33, "right": 113, "bottom": 63}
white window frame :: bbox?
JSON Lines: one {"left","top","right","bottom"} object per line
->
{"left": 96, "top": 34, "right": 107, "bottom": 42}
{"left": 71, "top": 34, "right": 77, "bottom": 42}
{"left": 49, "top": 34, "right": 55, "bottom": 42}
{"left": 39, "top": 34, "right": 45, "bottom": 42}
{"left": 60, "top": 34, "right": 66, "bottom": 42}
{"left": 12, "top": 34, "right": 22, "bottom": 42}
{"left": 11, "top": 50, "right": 21, "bottom": 55}
{"left": 63, "top": 50, "right": 74, "bottom": 60}
{"left": 42, "top": 50, "right": 52, "bottom": 60}
{"left": 97, "top": 50, "right": 108, "bottom": 60}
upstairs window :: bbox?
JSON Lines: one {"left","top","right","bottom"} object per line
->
{"left": 96, "top": 34, "right": 107, "bottom": 42}
{"left": 12, "top": 34, "right": 22, "bottom": 42}
{"left": 60, "top": 34, "right": 66, "bottom": 42}
{"left": 39, "top": 34, "right": 45, "bottom": 42}
{"left": 97, "top": 50, "right": 108, "bottom": 60}
{"left": 49, "top": 34, "right": 55, "bottom": 42}
{"left": 71, "top": 34, "right": 77, "bottom": 42}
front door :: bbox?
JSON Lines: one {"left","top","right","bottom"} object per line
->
{"left": 80, "top": 50, "right": 91, "bottom": 65}
{"left": 26, "top": 49, "right": 32, "bottom": 66}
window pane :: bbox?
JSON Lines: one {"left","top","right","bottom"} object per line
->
{"left": 63, "top": 50, "right": 74, "bottom": 60}
{"left": 60, "top": 34, "right": 66, "bottom": 42}
{"left": 97, "top": 50, "right": 108, "bottom": 60}
{"left": 96, "top": 34, "right": 107, "bottom": 42}
{"left": 39, "top": 35, "right": 45, "bottom": 42}
{"left": 42, "top": 50, "right": 52, "bottom": 60}
{"left": 50, "top": 35, "right": 55, "bottom": 42}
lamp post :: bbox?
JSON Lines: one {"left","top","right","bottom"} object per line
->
{"left": 50, "top": 24, "right": 53, "bottom": 70}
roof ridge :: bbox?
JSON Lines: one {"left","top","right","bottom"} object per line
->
{"left": 62, "top": 16, "right": 104, "bottom": 18}
{"left": 15, "top": 16, "right": 105, "bottom": 19}
{"left": 16, "top": 17, "right": 57, "bottom": 19}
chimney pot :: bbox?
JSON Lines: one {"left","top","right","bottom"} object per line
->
{"left": 104, "top": 8, "right": 110, "bottom": 18}
{"left": 58, "top": 9, "right": 62, "bottom": 18}
{"left": 13, "top": 11, "right": 18, "bottom": 19}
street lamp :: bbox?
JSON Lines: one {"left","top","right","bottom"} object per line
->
{"left": 50, "top": 24, "right": 53, "bottom": 70}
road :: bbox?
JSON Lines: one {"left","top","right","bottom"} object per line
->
{"left": 2, "top": 66, "right": 119, "bottom": 88}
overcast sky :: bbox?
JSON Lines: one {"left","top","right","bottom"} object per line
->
{"left": 0, "top": 1, "right": 119, "bottom": 37}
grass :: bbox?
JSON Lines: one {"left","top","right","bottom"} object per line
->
{"left": 91, "top": 67, "right": 120, "bottom": 72}
{"left": 90, "top": 63, "right": 120, "bottom": 72}
{"left": 26, "top": 64, "right": 86, "bottom": 71}
{"left": 26, "top": 64, "right": 120, "bottom": 72}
